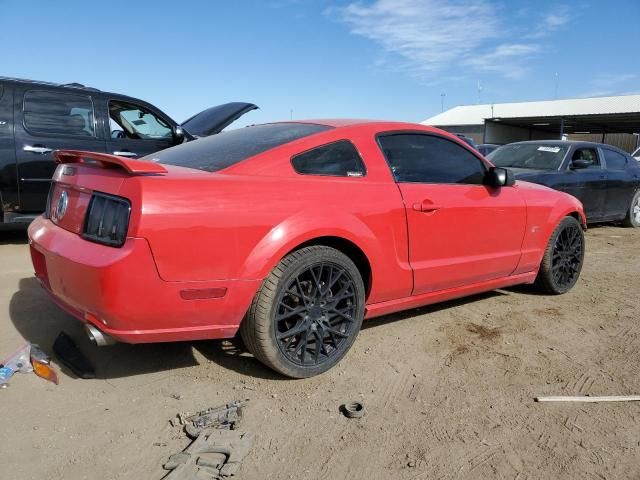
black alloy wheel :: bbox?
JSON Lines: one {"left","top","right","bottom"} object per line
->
{"left": 240, "top": 246, "right": 365, "bottom": 378}
{"left": 550, "top": 222, "right": 584, "bottom": 290}
{"left": 534, "top": 216, "right": 585, "bottom": 294}
{"left": 274, "top": 262, "right": 358, "bottom": 366}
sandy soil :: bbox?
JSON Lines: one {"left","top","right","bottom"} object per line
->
{"left": 1, "top": 225, "right": 639, "bottom": 480}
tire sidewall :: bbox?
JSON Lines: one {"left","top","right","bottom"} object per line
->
{"left": 263, "top": 248, "right": 365, "bottom": 378}
{"left": 627, "top": 190, "right": 640, "bottom": 228}
{"left": 547, "top": 217, "right": 585, "bottom": 294}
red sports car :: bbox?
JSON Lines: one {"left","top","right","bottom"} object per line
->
{"left": 28, "top": 120, "right": 586, "bottom": 378}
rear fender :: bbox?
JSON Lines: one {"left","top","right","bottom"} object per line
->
{"left": 239, "top": 211, "right": 379, "bottom": 282}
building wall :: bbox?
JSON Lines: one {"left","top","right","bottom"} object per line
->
{"left": 434, "top": 124, "right": 640, "bottom": 152}
{"left": 433, "top": 125, "right": 484, "bottom": 144}
{"left": 568, "top": 133, "right": 638, "bottom": 153}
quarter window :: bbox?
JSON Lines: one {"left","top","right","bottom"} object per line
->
{"left": 603, "top": 149, "right": 628, "bottom": 169}
{"left": 23, "top": 90, "right": 95, "bottom": 137}
{"left": 292, "top": 141, "right": 365, "bottom": 177}
{"left": 378, "top": 133, "right": 486, "bottom": 184}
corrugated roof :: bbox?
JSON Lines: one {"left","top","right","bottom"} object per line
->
{"left": 422, "top": 94, "right": 640, "bottom": 126}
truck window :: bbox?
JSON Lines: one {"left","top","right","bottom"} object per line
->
{"left": 23, "top": 90, "right": 95, "bottom": 137}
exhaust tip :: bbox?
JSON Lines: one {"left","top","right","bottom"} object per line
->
{"left": 85, "top": 324, "right": 116, "bottom": 347}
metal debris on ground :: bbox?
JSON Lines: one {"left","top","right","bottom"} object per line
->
{"left": 182, "top": 399, "right": 249, "bottom": 438}
{"left": 162, "top": 429, "right": 254, "bottom": 480}
{"left": 163, "top": 400, "right": 252, "bottom": 479}
{"left": 535, "top": 395, "right": 640, "bottom": 403}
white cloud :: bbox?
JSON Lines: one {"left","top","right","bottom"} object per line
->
{"left": 331, "top": 0, "right": 569, "bottom": 80}
{"left": 579, "top": 73, "right": 639, "bottom": 97}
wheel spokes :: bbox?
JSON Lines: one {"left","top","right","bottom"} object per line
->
{"left": 275, "top": 261, "right": 358, "bottom": 366}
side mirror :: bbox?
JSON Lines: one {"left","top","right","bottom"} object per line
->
{"left": 172, "top": 126, "right": 186, "bottom": 145}
{"left": 570, "top": 159, "right": 591, "bottom": 170}
{"left": 485, "top": 166, "right": 515, "bottom": 187}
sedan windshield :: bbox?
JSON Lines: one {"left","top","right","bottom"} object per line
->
{"left": 146, "top": 123, "right": 332, "bottom": 172}
{"left": 487, "top": 144, "right": 569, "bottom": 170}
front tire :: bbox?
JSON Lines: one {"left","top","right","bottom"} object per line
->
{"left": 622, "top": 190, "right": 640, "bottom": 228}
{"left": 534, "top": 216, "right": 585, "bottom": 295}
{"left": 240, "top": 246, "right": 365, "bottom": 378}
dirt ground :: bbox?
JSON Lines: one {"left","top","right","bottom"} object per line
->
{"left": 1, "top": 225, "right": 639, "bottom": 480}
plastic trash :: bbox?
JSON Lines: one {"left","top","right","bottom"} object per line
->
{"left": 0, "top": 344, "right": 33, "bottom": 388}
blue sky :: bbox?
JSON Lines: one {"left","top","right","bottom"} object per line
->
{"left": 1, "top": 0, "right": 638, "bottom": 125}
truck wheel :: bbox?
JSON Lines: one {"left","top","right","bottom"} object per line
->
{"left": 240, "top": 246, "right": 365, "bottom": 378}
{"left": 622, "top": 190, "right": 640, "bottom": 228}
{"left": 534, "top": 216, "right": 585, "bottom": 295}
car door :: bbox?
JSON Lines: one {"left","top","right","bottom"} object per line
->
{"left": 13, "top": 87, "right": 106, "bottom": 213}
{"left": 104, "top": 98, "right": 178, "bottom": 159}
{"left": 600, "top": 147, "right": 639, "bottom": 218}
{"left": 554, "top": 146, "right": 607, "bottom": 220}
{"left": 377, "top": 132, "right": 527, "bottom": 295}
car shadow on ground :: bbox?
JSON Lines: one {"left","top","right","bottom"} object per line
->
{"left": 9, "top": 277, "right": 285, "bottom": 381}
{"left": 10, "top": 277, "right": 512, "bottom": 382}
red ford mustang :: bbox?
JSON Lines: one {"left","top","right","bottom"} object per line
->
{"left": 28, "top": 120, "right": 586, "bottom": 378}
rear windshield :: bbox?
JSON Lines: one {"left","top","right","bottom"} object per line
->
{"left": 146, "top": 123, "right": 332, "bottom": 172}
{"left": 487, "top": 143, "right": 569, "bottom": 170}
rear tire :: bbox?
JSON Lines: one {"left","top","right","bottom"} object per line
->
{"left": 240, "top": 246, "right": 365, "bottom": 378}
{"left": 534, "top": 216, "right": 584, "bottom": 295}
{"left": 622, "top": 190, "right": 640, "bottom": 228}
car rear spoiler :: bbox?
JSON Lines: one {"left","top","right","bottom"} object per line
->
{"left": 54, "top": 150, "right": 168, "bottom": 175}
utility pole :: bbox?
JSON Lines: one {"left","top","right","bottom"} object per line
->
{"left": 477, "top": 80, "right": 483, "bottom": 104}
{"left": 440, "top": 92, "right": 446, "bottom": 112}
{"left": 290, "top": 109, "right": 293, "bottom": 120}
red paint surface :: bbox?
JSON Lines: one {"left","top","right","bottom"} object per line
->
{"left": 29, "top": 121, "right": 585, "bottom": 343}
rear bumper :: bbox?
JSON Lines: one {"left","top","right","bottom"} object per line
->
{"left": 28, "top": 216, "right": 260, "bottom": 343}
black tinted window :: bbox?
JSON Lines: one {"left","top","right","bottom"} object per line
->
{"left": 378, "top": 133, "right": 486, "bottom": 184}
{"left": 23, "top": 90, "right": 95, "bottom": 137}
{"left": 149, "top": 123, "right": 332, "bottom": 172}
{"left": 292, "top": 141, "right": 365, "bottom": 177}
{"left": 603, "top": 149, "right": 628, "bottom": 169}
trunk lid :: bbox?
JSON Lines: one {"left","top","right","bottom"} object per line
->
{"left": 48, "top": 150, "right": 164, "bottom": 243}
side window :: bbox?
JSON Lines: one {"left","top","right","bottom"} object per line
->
{"left": 571, "top": 148, "right": 600, "bottom": 168}
{"left": 108, "top": 100, "right": 172, "bottom": 140}
{"left": 23, "top": 90, "right": 95, "bottom": 137}
{"left": 292, "top": 140, "right": 365, "bottom": 177}
{"left": 603, "top": 149, "right": 628, "bottom": 169}
{"left": 378, "top": 133, "right": 486, "bottom": 184}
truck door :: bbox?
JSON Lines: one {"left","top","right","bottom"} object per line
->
{"left": 13, "top": 87, "right": 106, "bottom": 213}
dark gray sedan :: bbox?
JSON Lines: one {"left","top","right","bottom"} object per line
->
{"left": 487, "top": 141, "right": 640, "bottom": 226}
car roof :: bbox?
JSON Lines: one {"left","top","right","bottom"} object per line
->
{"left": 507, "top": 140, "right": 630, "bottom": 154}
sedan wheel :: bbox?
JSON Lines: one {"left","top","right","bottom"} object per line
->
{"left": 241, "top": 246, "right": 365, "bottom": 378}
{"left": 534, "top": 216, "right": 585, "bottom": 294}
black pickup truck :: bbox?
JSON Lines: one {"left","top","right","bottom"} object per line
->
{"left": 0, "top": 76, "right": 257, "bottom": 223}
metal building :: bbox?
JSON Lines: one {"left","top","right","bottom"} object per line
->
{"left": 422, "top": 94, "right": 640, "bottom": 152}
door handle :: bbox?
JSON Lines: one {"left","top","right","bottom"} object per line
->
{"left": 113, "top": 151, "right": 138, "bottom": 157}
{"left": 412, "top": 200, "right": 441, "bottom": 213}
{"left": 23, "top": 145, "right": 52, "bottom": 154}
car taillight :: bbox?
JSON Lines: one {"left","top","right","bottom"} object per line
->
{"left": 82, "top": 192, "right": 131, "bottom": 247}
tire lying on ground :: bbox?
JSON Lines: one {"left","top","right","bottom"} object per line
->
{"left": 240, "top": 246, "right": 365, "bottom": 378}
{"left": 534, "top": 216, "right": 585, "bottom": 295}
